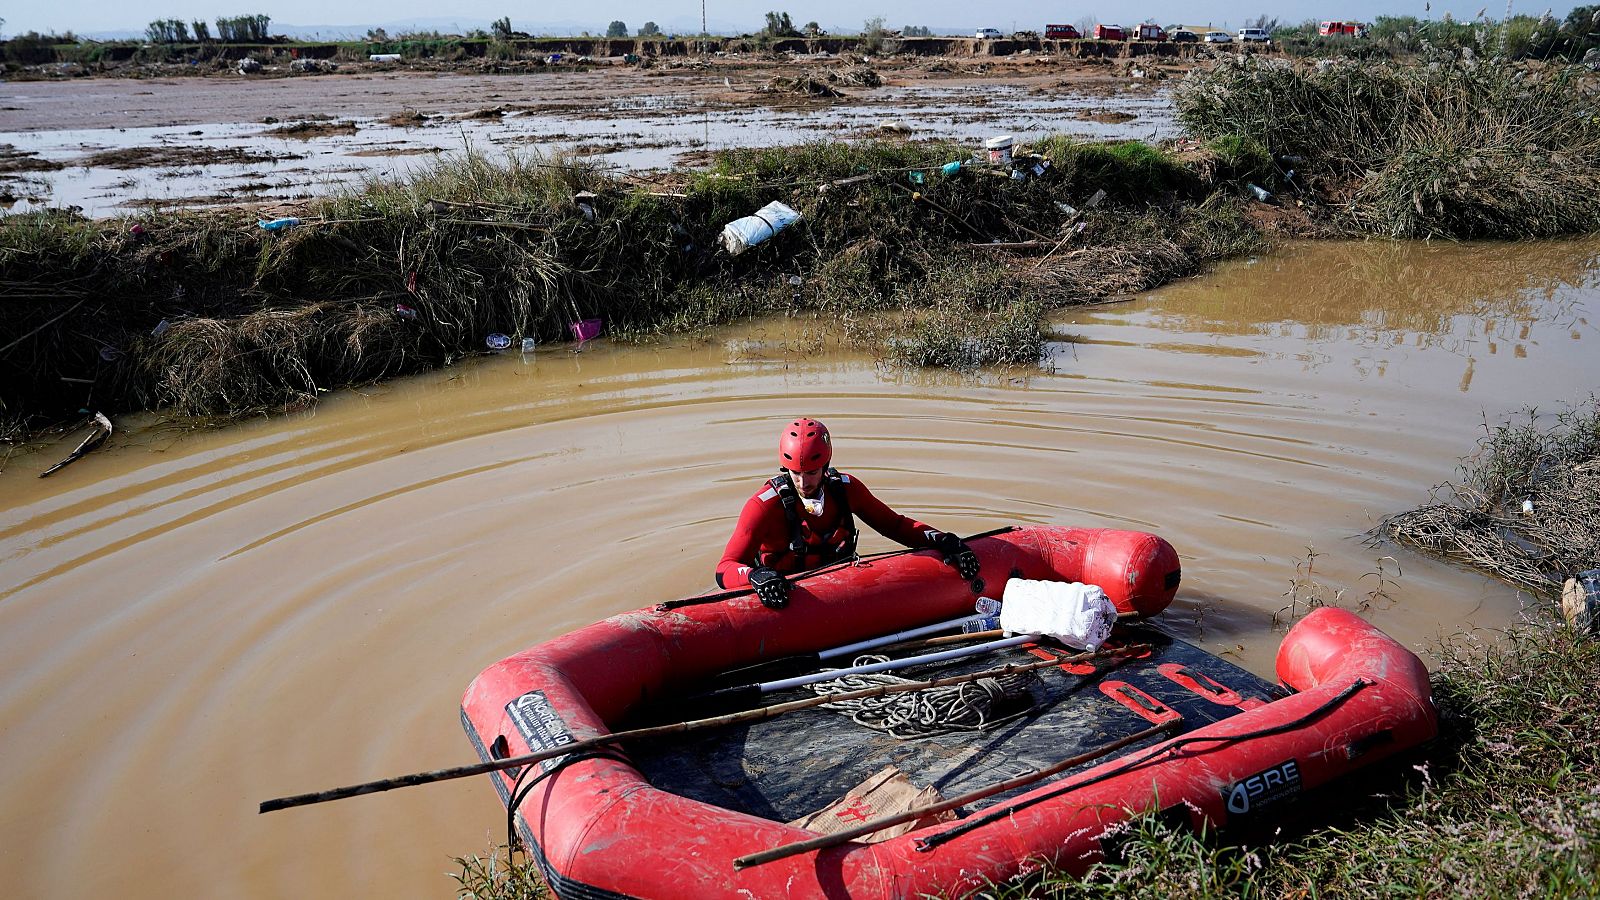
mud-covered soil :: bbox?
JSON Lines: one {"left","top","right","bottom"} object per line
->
{"left": 2, "top": 53, "right": 1189, "bottom": 215}
{"left": 3, "top": 55, "right": 1182, "bottom": 133}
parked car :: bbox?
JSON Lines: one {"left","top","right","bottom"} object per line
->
{"left": 1092, "top": 24, "right": 1126, "bottom": 41}
{"left": 1169, "top": 29, "right": 1200, "bottom": 42}
{"left": 1238, "top": 27, "right": 1271, "bottom": 42}
{"left": 1203, "top": 30, "right": 1232, "bottom": 43}
{"left": 1044, "top": 23, "right": 1081, "bottom": 39}
{"left": 974, "top": 28, "right": 1003, "bottom": 39}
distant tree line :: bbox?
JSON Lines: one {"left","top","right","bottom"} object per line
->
{"left": 144, "top": 13, "right": 270, "bottom": 43}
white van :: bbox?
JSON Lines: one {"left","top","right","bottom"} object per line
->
{"left": 1238, "top": 27, "right": 1271, "bottom": 42}
{"left": 974, "top": 28, "right": 1003, "bottom": 39}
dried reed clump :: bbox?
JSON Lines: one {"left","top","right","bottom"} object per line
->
{"left": 1380, "top": 399, "right": 1600, "bottom": 596}
{"left": 1175, "top": 54, "right": 1600, "bottom": 237}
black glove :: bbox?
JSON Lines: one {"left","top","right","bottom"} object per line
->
{"left": 748, "top": 567, "right": 790, "bottom": 609}
{"left": 931, "top": 532, "right": 981, "bottom": 581}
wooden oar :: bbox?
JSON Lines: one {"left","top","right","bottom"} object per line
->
{"left": 732, "top": 717, "right": 1182, "bottom": 870}
{"left": 257, "top": 643, "right": 1149, "bottom": 814}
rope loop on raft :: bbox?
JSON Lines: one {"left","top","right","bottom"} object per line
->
{"left": 808, "top": 654, "right": 1035, "bottom": 738}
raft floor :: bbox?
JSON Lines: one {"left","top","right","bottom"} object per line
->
{"left": 630, "top": 623, "right": 1287, "bottom": 823}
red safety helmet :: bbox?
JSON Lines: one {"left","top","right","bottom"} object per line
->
{"left": 779, "top": 418, "right": 832, "bottom": 471}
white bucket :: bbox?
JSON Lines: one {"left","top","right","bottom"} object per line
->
{"left": 984, "top": 134, "right": 1014, "bottom": 165}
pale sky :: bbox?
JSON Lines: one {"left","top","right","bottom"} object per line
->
{"left": 5, "top": 0, "right": 1587, "bottom": 37}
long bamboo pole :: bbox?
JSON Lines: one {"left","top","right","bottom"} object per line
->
{"left": 258, "top": 643, "right": 1148, "bottom": 814}
{"left": 731, "top": 718, "right": 1181, "bottom": 870}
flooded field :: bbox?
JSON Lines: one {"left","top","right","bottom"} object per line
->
{"left": 1, "top": 236, "right": 1595, "bottom": 897}
{"left": 0, "top": 66, "right": 1173, "bottom": 215}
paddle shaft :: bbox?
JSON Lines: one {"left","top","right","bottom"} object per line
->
{"left": 732, "top": 718, "right": 1180, "bottom": 871}
{"left": 258, "top": 643, "right": 1147, "bottom": 814}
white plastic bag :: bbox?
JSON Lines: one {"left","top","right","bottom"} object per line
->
{"left": 999, "top": 579, "right": 1118, "bottom": 651}
{"left": 719, "top": 201, "right": 801, "bottom": 256}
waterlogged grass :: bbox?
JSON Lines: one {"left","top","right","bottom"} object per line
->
{"left": 1, "top": 136, "right": 1258, "bottom": 431}
{"left": 1176, "top": 54, "right": 1600, "bottom": 238}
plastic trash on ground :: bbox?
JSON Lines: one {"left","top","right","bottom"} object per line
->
{"left": 984, "top": 134, "right": 1014, "bottom": 165}
{"left": 719, "top": 201, "right": 802, "bottom": 257}
{"left": 571, "top": 318, "right": 602, "bottom": 343}
{"left": 940, "top": 160, "right": 963, "bottom": 175}
{"left": 999, "top": 579, "right": 1118, "bottom": 651}
{"left": 257, "top": 217, "right": 300, "bottom": 231}
{"left": 485, "top": 333, "right": 512, "bottom": 351}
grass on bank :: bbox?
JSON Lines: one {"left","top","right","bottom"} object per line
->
{"left": 0, "top": 135, "right": 1264, "bottom": 434}
{"left": 1175, "top": 53, "right": 1600, "bottom": 238}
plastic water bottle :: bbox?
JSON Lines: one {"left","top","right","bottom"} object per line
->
{"left": 963, "top": 597, "right": 1002, "bottom": 632}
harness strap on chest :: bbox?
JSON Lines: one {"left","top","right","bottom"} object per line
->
{"left": 769, "top": 469, "right": 858, "bottom": 561}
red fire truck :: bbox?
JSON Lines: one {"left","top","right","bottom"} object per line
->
{"left": 1319, "top": 20, "right": 1369, "bottom": 36}
{"left": 1093, "top": 23, "right": 1126, "bottom": 40}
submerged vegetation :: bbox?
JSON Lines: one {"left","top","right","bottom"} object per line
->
{"left": 1382, "top": 399, "right": 1600, "bottom": 597}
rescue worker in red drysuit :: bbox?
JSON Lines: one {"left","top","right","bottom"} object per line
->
{"left": 716, "top": 417, "right": 981, "bottom": 609}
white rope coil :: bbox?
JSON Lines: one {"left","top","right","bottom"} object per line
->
{"left": 808, "top": 655, "right": 1035, "bottom": 738}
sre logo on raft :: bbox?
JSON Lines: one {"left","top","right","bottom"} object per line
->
{"left": 1223, "top": 759, "right": 1301, "bottom": 815}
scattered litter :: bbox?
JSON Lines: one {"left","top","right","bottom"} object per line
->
{"left": 719, "top": 201, "right": 802, "bottom": 256}
{"left": 1564, "top": 570, "right": 1600, "bottom": 635}
{"left": 369, "top": 53, "right": 402, "bottom": 62}
{"left": 1054, "top": 202, "right": 1078, "bottom": 216}
{"left": 289, "top": 58, "right": 338, "bottom": 74}
{"left": 236, "top": 58, "right": 263, "bottom": 74}
{"left": 984, "top": 135, "right": 1014, "bottom": 166}
{"left": 520, "top": 337, "right": 538, "bottom": 353}
{"left": 940, "top": 161, "right": 963, "bottom": 176}
{"left": 908, "top": 171, "right": 926, "bottom": 185}
{"left": 571, "top": 318, "right": 603, "bottom": 344}
{"left": 485, "top": 333, "right": 512, "bottom": 352}
{"left": 394, "top": 304, "right": 418, "bottom": 321}
{"left": 98, "top": 346, "right": 122, "bottom": 362}
{"left": 877, "top": 119, "right": 912, "bottom": 134}
{"left": 39, "top": 412, "right": 112, "bottom": 479}
{"left": 1522, "top": 499, "right": 1535, "bottom": 515}
{"left": 760, "top": 75, "right": 843, "bottom": 98}
{"left": 1248, "top": 184, "right": 1273, "bottom": 202}
{"left": 151, "top": 318, "right": 171, "bottom": 337}
{"left": 574, "top": 191, "right": 597, "bottom": 221}
{"left": 129, "top": 224, "right": 146, "bottom": 240}
{"left": 258, "top": 217, "right": 301, "bottom": 231}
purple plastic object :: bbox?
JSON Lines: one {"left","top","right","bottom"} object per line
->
{"left": 571, "top": 318, "right": 602, "bottom": 343}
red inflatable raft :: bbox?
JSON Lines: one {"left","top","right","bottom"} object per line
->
{"left": 460, "top": 526, "right": 1436, "bottom": 899}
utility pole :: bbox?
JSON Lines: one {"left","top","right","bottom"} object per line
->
{"left": 702, "top": 0, "right": 707, "bottom": 56}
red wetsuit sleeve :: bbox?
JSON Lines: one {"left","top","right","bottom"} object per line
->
{"left": 845, "top": 476, "right": 939, "bottom": 549}
{"left": 716, "top": 493, "right": 783, "bottom": 589}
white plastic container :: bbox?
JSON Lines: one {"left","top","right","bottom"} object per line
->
{"left": 719, "top": 201, "right": 802, "bottom": 256}
{"left": 369, "top": 53, "right": 402, "bottom": 62}
{"left": 999, "top": 579, "right": 1117, "bottom": 650}
{"left": 984, "top": 134, "right": 1014, "bottom": 165}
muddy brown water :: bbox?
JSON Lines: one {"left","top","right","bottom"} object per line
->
{"left": 1, "top": 238, "right": 1596, "bottom": 897}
